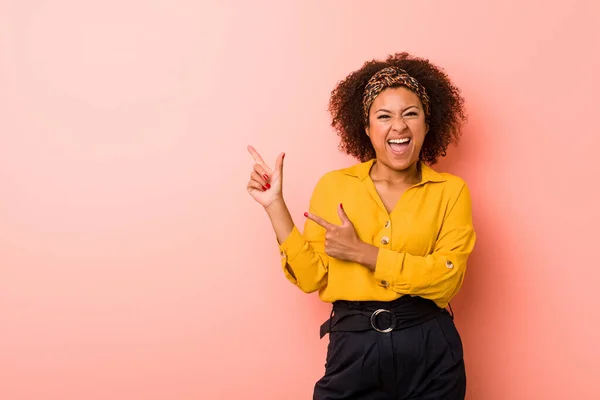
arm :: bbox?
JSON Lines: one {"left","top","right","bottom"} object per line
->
{"left": 245, "top": 146, "right": 329, "bottom": 294}
{"left": 275, "top": 176, "right": 332, "bottom": 293}
{"left": 355, "top": 183, "right": 476, "bottom": 306}
{"left": 265, "top": 198, "right": 295, "bottom": 245}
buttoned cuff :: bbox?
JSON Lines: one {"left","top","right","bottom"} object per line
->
{"left": 278, "top": 227, "right": 306, "bottom": 283}
{"left": 373, "top": 248, "right": 410, "bottom": 292}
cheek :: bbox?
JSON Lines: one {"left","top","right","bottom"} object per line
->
{"left": 410, "top": 122, "right": 428, "bottom": 141}
{"left": 368, "top": 123, "right": 389, "bottom": 144}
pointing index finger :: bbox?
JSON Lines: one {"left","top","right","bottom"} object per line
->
{"left": 304, "top": 212, "right": 336, "bottom": 230}
{"left": 247, "top": 145, "right": 268, "bottom": 169}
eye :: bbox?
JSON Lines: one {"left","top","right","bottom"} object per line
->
{"left": 404, "top": 111, "right": 418, "bottom": 117}
{"left": 377, "top": 114, "right": 390, "bottom": 119}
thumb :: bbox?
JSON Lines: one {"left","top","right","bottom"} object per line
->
{"left": 338, "top": 203, "right": 351, "bottom": 225}
{"left": 274, "top": 152, "right": 285, "bottom": 174}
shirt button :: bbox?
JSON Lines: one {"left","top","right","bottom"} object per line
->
{"left": 385, "top": 221, "right": 390, "bottom": 228}
{"left": 446, "top": 260, "right": 454, "bottom": 269}
{"left": 280, "top": 251, "right": 285, "bottom": 257}
{"left": 381, "top": 236, "right": 389, "bottom": 245}
{"left": 381, "top": 280, "right": 389, "bottom": 287}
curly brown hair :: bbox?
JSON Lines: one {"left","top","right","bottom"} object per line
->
{"left": 328, "top": 52, "right": 466, "bottom": 165}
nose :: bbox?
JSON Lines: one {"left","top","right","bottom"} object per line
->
{"left": 391, "top": 116, "right": 407, "bottom": 132}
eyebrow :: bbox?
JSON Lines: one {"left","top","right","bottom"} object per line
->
{"left": 375, "top": 106, "right": 419, "bottom": 113}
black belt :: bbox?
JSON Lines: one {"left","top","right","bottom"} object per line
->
{"left": 319, "top": 296, "right": 449, "bottom": 339}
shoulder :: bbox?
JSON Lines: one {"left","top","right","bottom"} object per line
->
{"left": 308, "top": 161, "right": 370, "bottom": 202}
{"left": 423, "top": 163, "right": 468, "bottom": 189}
{"left": 314, "top": 160, "right": 373, "bottom": 187}
{"left": 309, "top": 169, "right": 349, "bottom": 199}
{"left": 423, "top": 164, "right": 471, "bottom": 205}
{"left": 439, "top": 172, "right": 468, "bottom": 191}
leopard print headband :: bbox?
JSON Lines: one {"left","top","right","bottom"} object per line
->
{"left": 362, "top": 66, "right": 431, "bottom": 124}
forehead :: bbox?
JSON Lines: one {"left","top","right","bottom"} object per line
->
{"left": 371, "top": 86, "right": 421, "bottom": 109}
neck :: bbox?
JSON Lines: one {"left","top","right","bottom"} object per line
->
{"left": 370, "top": 159, "right": 421, "bottom": 184}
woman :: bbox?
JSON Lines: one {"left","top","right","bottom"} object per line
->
{"left": 246, "top": 52, "right": 476, "bottom": 399}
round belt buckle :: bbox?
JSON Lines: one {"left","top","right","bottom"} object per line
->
{"left": 370, "top": 309, "right": 396, "bottom": 333}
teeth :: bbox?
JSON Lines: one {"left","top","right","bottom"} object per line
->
{"left": 388, "top": 138, "right": 410, "bottom": 144}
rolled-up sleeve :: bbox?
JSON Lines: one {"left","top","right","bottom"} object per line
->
{"left": 278, "top": 173, "right": 335, "bottom": 293}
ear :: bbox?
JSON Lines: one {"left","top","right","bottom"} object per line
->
{"left": 365, "top": 126, "right": 370, "bottom": 137}
{"left": 425, "top": 123, "right": 430, "bottom": 135}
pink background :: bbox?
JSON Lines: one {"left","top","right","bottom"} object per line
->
{"left": 1, "top": 1, "right": 599, "bottom": 399}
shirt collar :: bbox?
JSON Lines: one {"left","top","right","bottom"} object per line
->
{"left": 342, "top": 159, "right": 447, "bottom": 184}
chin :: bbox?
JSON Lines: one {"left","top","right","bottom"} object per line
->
{"left": 390, "top": 159, "right": 414, "bottom": 171}
{"left": 383, "top": 151, "right": 417, "bottom": 171}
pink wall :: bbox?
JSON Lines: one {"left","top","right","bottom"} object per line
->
{"left": 1, "top": 1, "right": 599, "bottom": 399}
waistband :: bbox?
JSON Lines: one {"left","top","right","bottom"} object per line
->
{"left": 319, "top": 295, "right": 446, "bottom": 339}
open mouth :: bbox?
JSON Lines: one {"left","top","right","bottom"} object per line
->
{"left": 387, "top": 137, "right": 411, "bottom": 154}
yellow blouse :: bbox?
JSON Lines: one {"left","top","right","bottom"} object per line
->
{"left": 278, "top": 159, "right": 476, "bottom": 309}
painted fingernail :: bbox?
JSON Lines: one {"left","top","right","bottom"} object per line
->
{"left": 265, "top": 183, "right": 271, "bottom": 189}
{"left": 282, "top": 153, "right": 285, "bottom": 160}
{"left": 303, "top": 212, "right": 308, "bottom": 217}
{"left": 340, "top": 203, "right": 344, "bottom": 210}
{"left": 262, "top": 186, "right": 267, "bottom": 191}
{"left": 263, "top": 174, "right": 269, "bottom": 180}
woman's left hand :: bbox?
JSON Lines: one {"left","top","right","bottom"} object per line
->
{"left": 304, "top": 204, "right": 364, "bottom": 262}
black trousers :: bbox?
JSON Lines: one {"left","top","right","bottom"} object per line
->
{"left": 313, "top": 297, "right": 466, "bottom": 400}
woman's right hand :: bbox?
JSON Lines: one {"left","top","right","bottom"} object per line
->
{"left": 246, "top": 145, "right": 285, "bottom": 209}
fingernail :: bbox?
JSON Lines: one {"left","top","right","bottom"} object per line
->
{"left": 265, "top": 183, "right": 271, "bottom": 189}
{"left": 282, "top": 153, "right": 285, "bottom": 160}
{"left": 303, "top": 212, "right": 308, "bottom": 217}
{"left": 263, "top": 174, "right": 269, "bottom": 180}
{"left": 340, "top": 203, "right": 344, "bottom": 210}
{"left": 262, "top": 186, "right": 267, "bottom": 191}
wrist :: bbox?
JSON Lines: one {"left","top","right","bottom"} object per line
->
{"left": 264, "top": 196, "right": 286, "bottom": 214}
{"left": 263, "top": 196, "right": 294, "bottom": 245}
{"left": 354, "top": 241, "right": 379, "bottom": 271}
